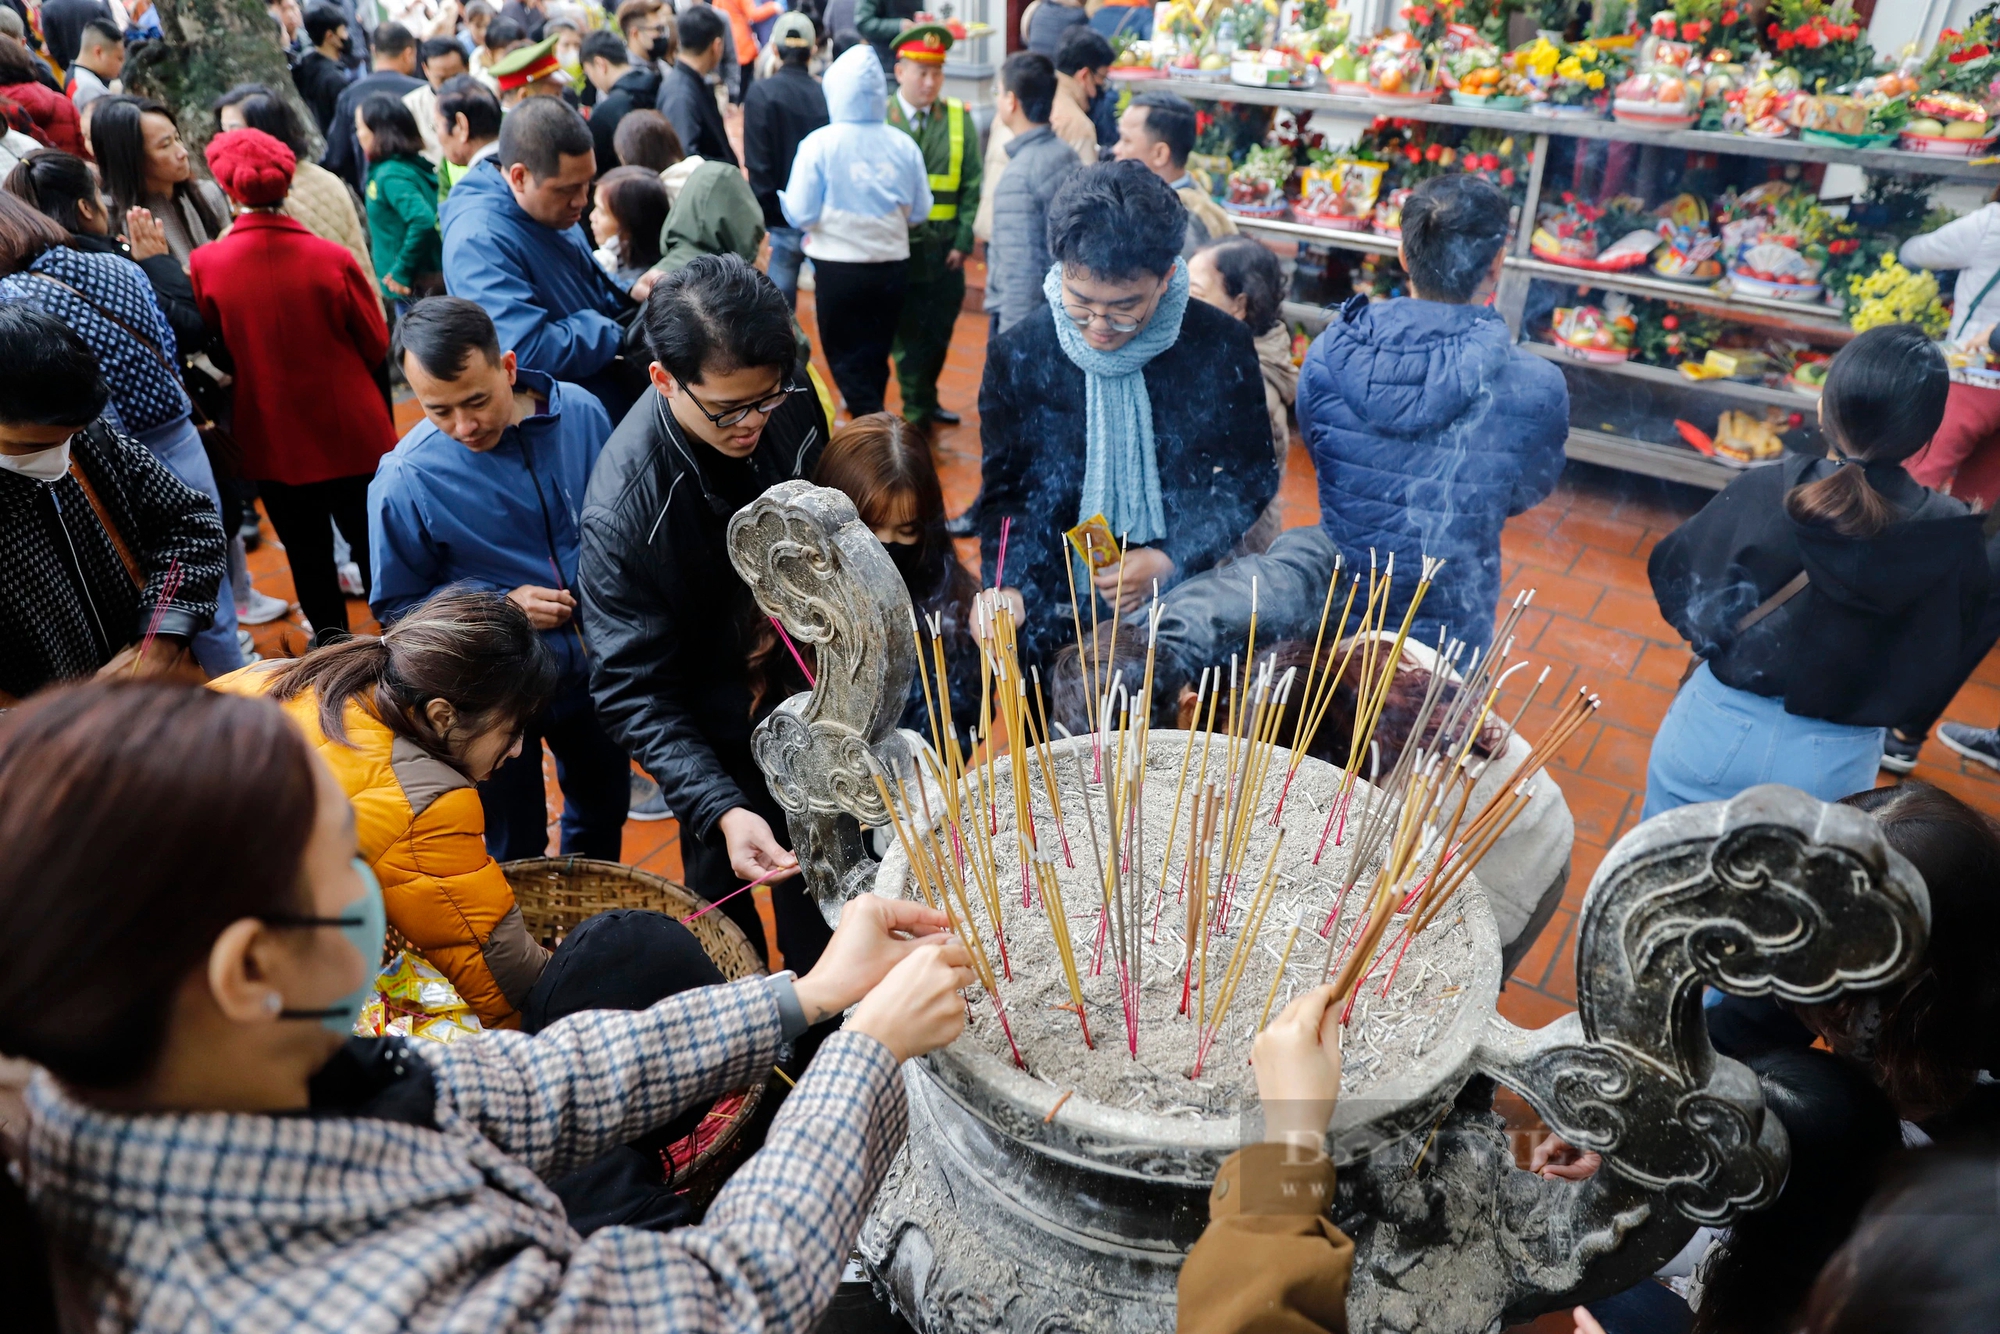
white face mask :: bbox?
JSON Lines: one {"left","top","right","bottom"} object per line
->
{"left": 0, "top": 439, "right": 72, "bottom": 482}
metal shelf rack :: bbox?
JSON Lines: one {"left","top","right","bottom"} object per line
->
{"left": 1174, "top": 78, "right": 2000, "bottom": 488}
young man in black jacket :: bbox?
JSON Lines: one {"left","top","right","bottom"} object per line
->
{"left": 292, "top": 4, "right": 355, "bottom": 135}
{"left": 0, "top": 305, "right": 225, "bottom": 702}
{"left": 978, "top": 159, "right": 1276, "bottom": 670}
{"left": 322, "top": 21, "right": 423, "bottom": 191}
{"left": 580, "top": 253, "right": 830, "bottom": 968}
{"left": 742, "top": 13, "right": 826, "bottom": 307}
{"left": 653, "top": 3, "right": 737, "bottom": 166}
{"left": 580, "top": 30, "right": 660, "bottom": 173}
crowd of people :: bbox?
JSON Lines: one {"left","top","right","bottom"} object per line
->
{"left": 0, "top": 0, "right": 1998, "bottom": 1331}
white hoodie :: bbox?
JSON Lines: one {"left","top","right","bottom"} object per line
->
{"left": 779, "top": 45, "right": 933, "bottom": 264}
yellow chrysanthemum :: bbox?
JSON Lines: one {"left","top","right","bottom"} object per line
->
{"left": 1557, "top": 56, "right": 1583, "bottom": 78}
{"left": 1585, "top": 69, "right": 1604, "bottom": 89}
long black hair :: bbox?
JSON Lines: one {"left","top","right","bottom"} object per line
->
{"left": 358, "top": 94, "right": 426, "bottom": 162}
{"left": 593, "top": 164, "right": 667, "bottom": 271}
{"left": 88, "top": 95, "right": 231, "bottom": 241}
{"left": 1801, "top": 1148, "right": 2000, "bottom": 1334}
{"left": 1819, "top": 781, "right": 2000, "bottom": 1120}
{"left": 1690, "top": 1048, "right": 1902, "bottom": 1334}
{"left": 1785, "top": 323, "right": 1949, "bottom": 539}
{"left": 212, "top": 82, "right": 312, "bottom": 158}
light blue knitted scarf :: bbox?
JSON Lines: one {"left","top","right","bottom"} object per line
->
{"left": 1042, "top": 259, "right": 1190, "bottom": 547}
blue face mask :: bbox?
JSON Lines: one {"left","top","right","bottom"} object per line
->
{"left": 273, "top": 859, "right": 388, "bottom": 1035}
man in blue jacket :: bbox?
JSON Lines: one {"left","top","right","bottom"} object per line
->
{"left": 440, "top": 97, "right": 649, "bottom": 420}
{"left": 1298, "top": 173, "right": 1568, "bottom": 656}
{"left": 369, "top": 296, "right": 639, "bottom": 861}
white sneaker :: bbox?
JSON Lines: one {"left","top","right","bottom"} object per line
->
{"left": 236, "top": 587, "right": 293, "bottom": 625}
{"left": 337, "top": 561, "right": 364, "bottom": 598}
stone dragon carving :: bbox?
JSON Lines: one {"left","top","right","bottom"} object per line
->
{"left": 725, "top": 480, "right": 923, "bottom": 916}
{"left": 731, "top": 484, "right": 1933, "bottom": 1329}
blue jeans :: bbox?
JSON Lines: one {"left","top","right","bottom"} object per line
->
{"left": 478, "top": 679, "right": 632, "bottom": 861}
{"left": 1642, "top": 663, "right": 1883, "bottom": 819}
{"left": 133, "top": 416, "right": 243, "bottom": 677}
{"left": 766, "top": 226, "right": 806, "bottom": 307}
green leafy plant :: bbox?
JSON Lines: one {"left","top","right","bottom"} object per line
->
{"left": 1918, "top": 17, "right": 2000, "bottom": 98}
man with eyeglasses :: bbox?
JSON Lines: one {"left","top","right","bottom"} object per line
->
{"left": 581, "top": 253, "right": 835, "bottom": 971}
{"left": 977, "top": 160, "right": 1276, "bottom": 670}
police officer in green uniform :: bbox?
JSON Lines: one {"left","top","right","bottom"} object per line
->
{"left": 885, "top": 22, "right": 980, "bottom": 429}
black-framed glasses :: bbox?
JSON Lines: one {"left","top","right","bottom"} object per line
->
{"left": 682, "top": 381, "right": 807, "bottom": 429}
{"left": 1060, "top": 301, "right": 1148, "bottom": 334}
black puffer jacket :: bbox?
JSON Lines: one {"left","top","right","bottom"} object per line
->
{"left": 579, "top": 375, "right": 827, "bottom": 841}
{"left": 977, "top": 296, "right": 1278, "bottom": 668}
{"left": 1649, "top": 454, "right": 2000, "bottom": 731}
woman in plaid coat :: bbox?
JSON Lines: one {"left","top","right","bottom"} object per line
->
{"left": 0, "top": 681, "right": 973, "bottom": 1334}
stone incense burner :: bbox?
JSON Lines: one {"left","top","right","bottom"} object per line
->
{"left": 727, "top": 483, "right": 1931, "bottom": 1333}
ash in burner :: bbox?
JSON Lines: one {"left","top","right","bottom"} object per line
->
{"left": 890, "top": 739, "right": 1481, "bottom": 1120}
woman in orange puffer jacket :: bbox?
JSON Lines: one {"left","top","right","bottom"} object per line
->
{"left": 211, "top": 589, "right": 560, "bottom": 1028}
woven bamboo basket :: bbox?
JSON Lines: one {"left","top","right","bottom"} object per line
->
{"left": 502, "top": 856, "right": 769, "bottom": 1203}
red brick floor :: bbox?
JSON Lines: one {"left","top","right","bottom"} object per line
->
{"left": 240, "top": 288, "right": 2000, "bottom": 1032}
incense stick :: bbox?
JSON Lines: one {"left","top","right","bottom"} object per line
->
{"left": 768, "top": 615, "right": 816, "bottom": 687}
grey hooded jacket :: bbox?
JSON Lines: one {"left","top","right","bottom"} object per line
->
{"left": 985, "top": 124, "right": 1079, "bottom": 332}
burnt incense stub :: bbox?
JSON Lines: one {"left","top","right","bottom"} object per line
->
{"left": 732, "top": 483, "right": 1932, "bottom": 1333}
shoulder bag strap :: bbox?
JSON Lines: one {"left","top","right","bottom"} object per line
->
{"left": 1680, "top": 569, "right": 1810, "bottom": 689}
{"left": 1955, "top": 264, "right": 2000, "bottom": 341}
{"left": 1733, "top": 569, "right": 1810, "bottom": 634}
{"left": 28, "top": 271, "right": 174, "bottom": 371}
{"left": 65, "top": 453, "right": 147, "bottom": 591}
{"left": 29, "top": 272, "right": 217, "bottom": 429}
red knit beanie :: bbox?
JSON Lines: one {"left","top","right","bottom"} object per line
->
{"left": 203, "top": 127, "right": 296, "bottom": 208}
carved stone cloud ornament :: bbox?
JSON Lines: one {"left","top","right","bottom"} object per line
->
{"left": 726, "top": 479, "right": 925, "bottom": 915}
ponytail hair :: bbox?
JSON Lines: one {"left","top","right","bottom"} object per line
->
{"left": 266, "top": 588, "right": 559, "bottom": 769}
{"left": 3, "top": 149, "right": 98, "bottom": 234}
{"left": 1784, "top": 323, "right": 1948, "bottom": 540}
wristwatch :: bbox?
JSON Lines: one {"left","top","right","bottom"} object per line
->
{"left": 765, "top": 969, "right": 810, "bottom": 1043}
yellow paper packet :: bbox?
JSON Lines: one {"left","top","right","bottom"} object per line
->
{"left": 1066, "top": 514, "right": 1120, "bottom": 570}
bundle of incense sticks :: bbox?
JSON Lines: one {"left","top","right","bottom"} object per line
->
{"left": 869, "top": 524, "right": 1589, "bottom": 1074}
{"left": 1312, "top": 555, "right": 1445, "bottom": 864}
{"left": 1325, "top": 684, "right": 1600, "bottom": 1022}
{"left": 130, "top": 558, "right": 184, "bottom": 672}
{"left": 1313, "top": 587, "right": 1541, "bottom": 950}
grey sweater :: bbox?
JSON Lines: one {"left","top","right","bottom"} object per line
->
{"left": 985, "top": 123, "right": 1079, "bottom": 331}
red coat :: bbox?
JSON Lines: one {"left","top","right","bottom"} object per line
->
{"left": 190, "top": 211, "right": 397, "bottom": 486}
{"left": 0, "top": 80, "right": 80, "bottom": 154}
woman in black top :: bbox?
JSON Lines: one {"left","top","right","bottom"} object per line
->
{"left": 1644, "top": 323, "right": 2000, "bottom": 817}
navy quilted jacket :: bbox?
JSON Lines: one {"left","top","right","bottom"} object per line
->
{"left": 1298, "top": 299, "right": 1567, "bottom": 654}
